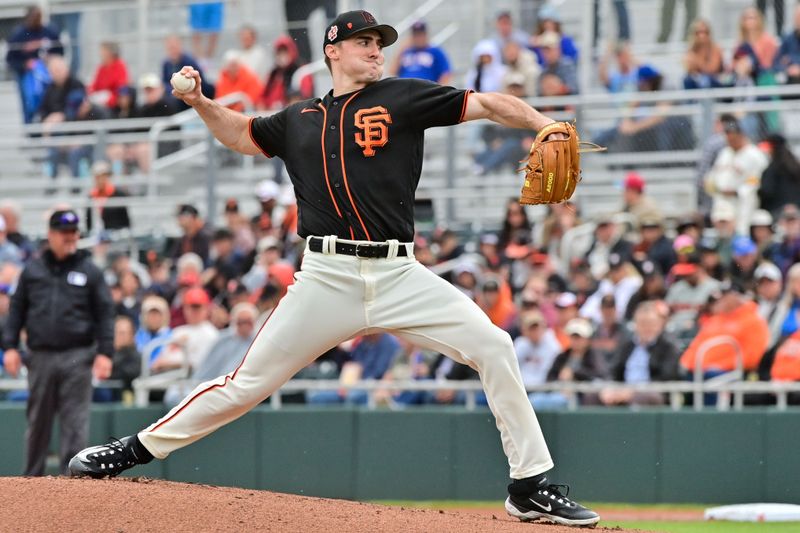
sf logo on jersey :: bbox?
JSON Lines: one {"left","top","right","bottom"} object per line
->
{"left": 354, "top": 106, "right": 392, "bottom": 157}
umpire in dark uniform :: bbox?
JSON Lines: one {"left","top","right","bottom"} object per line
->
{"left": 2, "top": 209, "right": 114, "bottom": 475}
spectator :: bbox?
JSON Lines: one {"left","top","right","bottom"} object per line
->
{"left": 537, "top": 31, "right": 578, "bottom": 95}
{"left": 500, "top": 41, "right": 540, "bottom": 97}
{"left": 625, "top": 260, "right": 667, "bottom": 321}
{"left": 135, "top": 73, "right": 181, "bottom": 164}
{"left": 478, "top": 277, "right": 518, "bottom": 333}
{"left": 472, "top": 77, "right": 532, "bottom": 175}
{"left": 657, "top": 0, "right": 697, "bottom": 43}
{"left": 169, "top": 204, "right": 211, "bottom": 266}
{"left": 730, "top": 236, "right": 760, "bottom": 293}
{"left": 465, "top": 39, "right": 506, "bottom": 93}
{"left": 307, "top": 333, "right": 401, "bottom": 405}
{"left": 580, "top": 253, "right": 642, "bottom": 325}
{"left": 152, "top": 286, "right": 218, "bottom": 373}
{"left": 704, "top": 114, "right": 769, "bottom": 236}
{"left": 754, "top": 262, "right": 783, "bottom": 336}
{"left": 514, "top": 309, "right": 564, "bottom": 410}
{"left": 592, "top": 294, "right": 625, "bottom": 363}
{"left": 592, "top": 0, "right": 631, "bottom": 45}
{"left": 2, "top": 209, "right": 113, "bottom": 475}
{"left": 601, "top": 302, "right": 681, "bottom": 406}
{"left": 114, "top": 269, "right": 142, "bottom": 326}
{"left": 204, "top": 228, "right": 243, "bottom": 296}
{"left": 775, "top": 5, "right": 800, "bottom": 85}
{"left": 5, "top": 6, "right": 63, "bottom": 123}
{"left": 710, "top": 204, "right": 737, "bottom": 267}
{"left": 770, "top": 328, "right": 800, "bottom": 388}
{"left": 391, "top": 20, "right": 452, "bottom": 84}
{"left": 259, "top": 35, "right": 314, "bottom": 111}
{"left": 237, "top": 25, "right": 270, "bottom": 79}
{"left": 0, "top": 215, "right": 24, "bottom": 268}
{"left": 547, "top": 318, "right": 608, "bottom": 405}
{"left": 161, "top": 36, "right": 213, "bottom": 108}
{"left": 498, "top": 199, "right": 532, "bottom": 251}
{"left": 215, "top": 50, "right": 264, "bottom": 112}
{"left": 189, "top": 1, "right": 224, "bottom": 63}
{"left": 683, "top": 18, "right": 725, "bottom": 89}
{"left": 0, "top": 201, "right": 33, "bottom": 261}
{"left": 515, "top": 309, "right": 562, "bottom": 387}
{"left": 621, "top": 171, "right": 662, "bottom": 228}
{"left": 772, "top": 262, "right": 800, "bottom": 343}
{"left": 695, "top": 118, "right": 728, "bottom": 215}
{"left": 758, "top": 133, "right": 800, "bottom": 218}
{"left": 88, "top": 41, "right": 129, "bottom": 110}
{"left": 634, "top": 214, "right": 676, "bottom": 277}
{"left": 135, "top": 295, "right": 172, "bottom": 365}
{"left": 251, "top": 179, "right": 281, "bottom": 236}
{"left": 38, "top": 55, "right": 84, "bottom": 124}
{"left": 164, "top": 302, "right": 258, "bottom": 407}
{"left": 241, "top": 235, "right": 283, "bottom": 293}
{"left": 531, "top": 5, "right": 579, "bottom": 66}
{"left": 599, "top": 42, "right": 639, "bottom": 94}
{"left": 665, "top": 256, "right": 721, "bottom": 345}
{"left": 772, "top": 204, "right": 800, "bottom": 274}
{"left": 737, "top": 6, "right": 779, "bottom": 71}
{"left": 102, "top": 315, "right": 141, "bottom": 401}
{"left": 750, "top": 209, "right": 780, "bottom": 261}
{"left": 223, "top": 198, "right": 256, "bottom": 257}
{"left": 584, "top": 215, "right": 633, "bottom": 280}
{"left": 86, "top": 160, "right": 130, "bottom": 232}
{"left": 680, "top": 279, "right": 769, "bottom": 375}
{"left": 491, "top": 10, "right": 529, "bottom": 51}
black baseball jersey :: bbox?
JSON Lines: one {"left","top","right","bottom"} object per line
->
{"left": 249, "top": 77, "right": 472, "bottom": 242}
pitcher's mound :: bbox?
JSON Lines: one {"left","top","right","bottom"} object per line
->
{"left": 0, "top": 476, "right": 619, "bottom": 532}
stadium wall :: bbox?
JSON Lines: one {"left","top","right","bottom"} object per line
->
{"left": 0, "top": 404, "right": 797, "bottom": 504}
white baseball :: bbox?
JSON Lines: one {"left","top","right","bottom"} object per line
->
{"left": 170, "top": 73, "right": 196, "bottom": 93}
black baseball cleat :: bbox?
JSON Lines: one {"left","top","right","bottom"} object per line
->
{"left": 506, "top": 475, "right": 600, "bottom": 528}
{"left": 68, "top": 435, "right": 153, "bottom": 479}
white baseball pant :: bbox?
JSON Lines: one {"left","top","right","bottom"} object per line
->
{"left": 138, "top": 237, "right": 554, "bottom": 479}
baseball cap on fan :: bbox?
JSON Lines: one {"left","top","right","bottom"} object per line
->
{"left": 323, "top": 10, "right": 398, "bottom": 49}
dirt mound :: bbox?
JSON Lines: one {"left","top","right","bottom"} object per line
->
{"left": 0, "top": 477, "right": 631, "bottom": 532}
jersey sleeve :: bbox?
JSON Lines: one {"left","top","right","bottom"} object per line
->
{"left": 248, "top": 108, "right": 288, "bottom": 159}
{"left": 403, "top": 78, "right": 472, "bottom": 130}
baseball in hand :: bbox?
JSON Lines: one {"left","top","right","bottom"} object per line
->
{"left": 170, "top": 72, "right": 196, "bottom": 93}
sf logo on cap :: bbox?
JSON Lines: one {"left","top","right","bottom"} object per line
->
{"left": 327, "top": 25, "right": 338, "bottom": 41}
{"left": 354, "top": 106, "right": 392, "bottom": 157}
{"left": 361, "top": 11, "right": 376, "bottom": 23}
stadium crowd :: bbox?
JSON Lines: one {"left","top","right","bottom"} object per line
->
{"left": 3, "top": 2, "right": 800, "bottom": 409}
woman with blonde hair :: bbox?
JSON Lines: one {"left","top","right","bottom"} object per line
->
{"left": 683, "top": 18, "right": 724, "bottom": 89}
{"left": 737, "top": 6, "right": 779, "bottom": 71}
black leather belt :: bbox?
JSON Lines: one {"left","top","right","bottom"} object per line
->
{"left": 308, "top": 237, "right": 409, "bottom": 258}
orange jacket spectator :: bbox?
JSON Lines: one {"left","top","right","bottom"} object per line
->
{"left": 479, "top": 278, "right": 517, "bottom": 331}
{"left": 771, "top": 331, "right": 800, "bottom": 381}
{"left": 216, "top": 51, "right": 264, "bottom": 112}
{"left": 260, "top": 35, "right": 314, "bottom": 110}
{"left": 680, "top": 299, "right": 768, "bottom": 372}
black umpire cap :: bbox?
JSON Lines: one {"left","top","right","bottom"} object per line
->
{"left": 323, "top": 10, "right": 398, "bottom": 49}
{"left": 49, "top": 209, "right": 79, "bottom": 231}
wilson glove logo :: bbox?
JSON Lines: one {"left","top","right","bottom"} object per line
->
{"left": 354, "top": 106, "right": 392, "bottom": 157}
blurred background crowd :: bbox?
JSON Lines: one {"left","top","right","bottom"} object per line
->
{"left": 3, "top": 0, "right": 800, "bottom": 409}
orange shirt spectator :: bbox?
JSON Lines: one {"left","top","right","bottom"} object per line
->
{"left": 771, "top": 331, "right": 800, "bottom": 381}
{"left": 479, "top": 277, "right": 517, "bottom": 332}
{"left": 680, "top": 284, "right": 769, "bottom": 372}
{"left": 216, "top": 51, "right": 264, "bottom": 112}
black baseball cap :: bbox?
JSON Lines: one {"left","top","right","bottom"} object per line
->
{"left": 324, "top": 10, "right": 398, "bottom": 49}
{"left": 177, "top": 204, "right": 199, "bottom": 217}
{"left": 49, "top": 209, "right": 79, "bottom": 231}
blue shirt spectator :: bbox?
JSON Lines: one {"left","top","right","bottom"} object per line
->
{"left": 135, "top": 296, "right": 172, "bottom": 364}
{"left": 161, "top": 35, "right": 214, "bottom": 106}
{"left": 5, "top": 6, "right": 62, "bottom": 78}
{"left": 392, "top": 21, "right": 451, "bottom": 84}
{"left": 775, "top": 14, "right": 800, "bottom": 84}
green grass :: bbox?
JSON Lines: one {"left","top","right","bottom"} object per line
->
{"left": 602, "top": 521, "right": 800, "bottom": 533}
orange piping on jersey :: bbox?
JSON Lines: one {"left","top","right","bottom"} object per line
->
{"left": 317, "top": 103, "right": 343, "bottom": 218}
{"left": 339, "top": 91, "right": 372, "bottom": 241}
{"left": 148, "top": 294, "right": 284, "bottom": 433}
{"left": 248, "top": 116, "right": 273, "bottom": 158}
{"left": 349, "top": 226, "right": 355, "bottom": 239}
{"left": 301, "top": 108, "right": 320, "bottom": 113}
{"left": 458, "top": 89, "right": 474, "bottom": 123}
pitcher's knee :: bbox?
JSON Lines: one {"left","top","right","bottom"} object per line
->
{"left": 469, "top": 330, "right": 516, "bottom": 370}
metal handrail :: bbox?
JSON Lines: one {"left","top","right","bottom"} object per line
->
{"left": 693, "top": 335, "right": 744, "bottom": 411}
